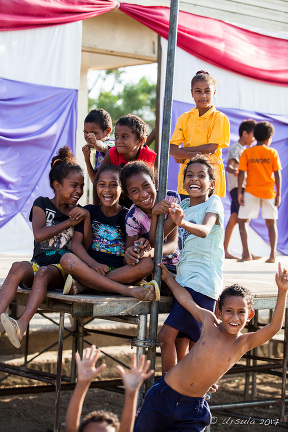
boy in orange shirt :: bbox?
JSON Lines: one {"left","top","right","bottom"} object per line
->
{"left": 238, "top": 121, "right": 281, "bottom": 263}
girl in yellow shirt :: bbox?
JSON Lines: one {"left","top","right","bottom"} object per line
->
{"left": 170, "top": 70, "right": 230, "bottom": 198}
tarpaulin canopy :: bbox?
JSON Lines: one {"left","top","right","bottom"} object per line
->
{"left": 0, "top": 0, "right": 117, "bottom": 30}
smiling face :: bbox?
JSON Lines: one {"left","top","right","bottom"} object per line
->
{"left": 96, "top": 170, "right": 122, "bottom": 208}
{"left": 55, "top": 170, "right": 84, "bottom": 205}
{"left": 114, "top": 125, "right": 144, "bottom": 161}
{"left": 126, "top": 172, "right": 156, "bottom": 214}
{"left": 191, "top": 79, "right": 216, "bottom": 116}
{"left": 219, "top": 296, "right": 253, "bottom": 336}
{"left": 183, "top": 163, "right": 214, "bottom": 204}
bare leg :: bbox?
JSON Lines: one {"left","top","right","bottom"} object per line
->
{"left": 17, "top": 266, "right": 63, "bottom": 339}
{"left": 107, "top": 258, "right": 154, "bottom": 284}
{"left": 238, "top": 218, "right": 252, "bottom": 261}
{"left": 0, "top": 262, "right": 34, "bottom": 315}
{"left": 224, "top": 213, "right": 238, "bottom": 259}
{"left": 265, "top": 219, "right": 277, "bottom": 263}
{"left": 60, "top": 254, "right": 156, "bottom": 300}
{"left": 158, "top": 324, "right": 179, "bottom": 374}
{"left": 175, "top": 337, "right": 190, "bottom": 362}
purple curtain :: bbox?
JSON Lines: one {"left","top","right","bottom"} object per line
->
{"left": 0, "top": 77, "right": 78, "bottom": 228}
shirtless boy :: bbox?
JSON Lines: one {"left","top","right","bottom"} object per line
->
{"left": 134, "top": 262, "right": 288, "bottom": 432}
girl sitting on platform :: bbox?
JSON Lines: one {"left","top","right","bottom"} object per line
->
{"left": 0, "top": 146, "right": 88, "bottom": 348}
{"left": 120, "top": 161, "right": 180, "bottom": 273}
{"left": 60, "top": 165, "right": 159, "bottom": 300}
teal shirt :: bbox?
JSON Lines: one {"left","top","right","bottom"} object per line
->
{"left": 176, "top": 195, "right": 224, "bottom": 300}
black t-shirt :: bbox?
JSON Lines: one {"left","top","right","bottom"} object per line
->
{"left": 75, "top": 205, "right": 128, "bottom": 269}
{"left": 29, "top": 196, "right": 74, "bottom": 266}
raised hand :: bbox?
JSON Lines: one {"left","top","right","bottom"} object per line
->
{"left": 275, "top": 262, "right": 288, "bottom": 291}
{"left": 84, "top": 133, "right": 97, "bottom": 149}
{"left": 169, "top": 203, "right": 184, "bottom": 227}
{"left": 82, "top": 144, "right": 91, "bottom": 162}
{"left": 76, "top": 345, "right": 106, "bottom": 385}
{"left": 117, "top": 354, "right": 154, "bottom": 394}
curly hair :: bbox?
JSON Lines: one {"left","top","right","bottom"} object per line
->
{"left": 79, "top": 410, "right": 120, "bottom": 432}
{"left": 218, "top": 284, "right": 254, "bottom": 312}
{"left": 84, "top": 108, "right": 112, "bottom": 132}
{"left": 183, "top": 156, "right": 215, "bottom": 197}
{"left": 116, "top": 114, "right": 147, "bottom": 141}
{"left": 49, "top": 146, "right": 82, "bottom": 191}
{"left": 120, "top": 161, "right": 155, "bottom": 196}
{"left": 95, "top": 164, "right": 122, "bottom": 185}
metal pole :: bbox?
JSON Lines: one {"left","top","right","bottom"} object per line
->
{"left": 136, "top": 314, "right": 148, "bottom": 408}
{"left": 54, "top": 312, "right": 65, "bottom": 432}
{"left": 147, "top": 0, "right": 179, "bottom": 389}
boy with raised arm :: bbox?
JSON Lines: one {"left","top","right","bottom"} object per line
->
{"left": 134, "top": 262, "right": 288, "bottom": 432}
{"left": 66, "top": 346, "right": 153, "bottom": 432}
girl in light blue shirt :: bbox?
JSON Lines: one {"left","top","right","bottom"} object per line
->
{"left": 158, "top": 156, "right": 224, "bottom": 374}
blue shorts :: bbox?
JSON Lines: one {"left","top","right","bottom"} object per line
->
{"left": 164, "top": 287, "right": 216, "bottom": 342}
{"left": 134, "top": 376, "right": 211, "bottom": 432}
{"left": 230, "top": 187, "right": 244, "bottom": 215}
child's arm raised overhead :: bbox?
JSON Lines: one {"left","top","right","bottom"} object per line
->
{"left": 65, "top": 346, "right": 106, "bottom": 432}
{"left": 169, "top": 203, "right": 217, "bottom": 238}
{"left": 32, "top": 207, "right": 86, "bottom": 243}
{"left": 244, "top": 263, "right": 288, "bottom": 352}
{"left": 117, "top": 354, "right": 154, "bottom": 432}
{"left": 159, "top": 263, "right": 214, "bottom": 325}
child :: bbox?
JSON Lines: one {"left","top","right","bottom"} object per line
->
{"left": 158, "top": 156, "right": 224, "bottom": 374}
{"left": 82, "top": 108, "right": 114, "bottom": 182}
{"left": 170, "top": 70, "right": 230, "bottom": 199}
{"left": 238, "top": 121, "right": 282, "bottom": 263}
{"left": 120, "top": 161, "right": 180, "bottom": 272}
{"left": 224, "top": 119, "right": 256, "bottom": 259}
{"left": 0, "top": 146, "right": 88, "bottom": 348}
{"left": 60, "top": 165, "right": 159, "bottom": 301}
{"left": 93, "top": 114, "right": 156, "bottom": 204}
{"left": 134, "top": 262, "right": 288, "bottom": 431}
{"left": 65, "top": 345, "right": 153, "bottom": 432}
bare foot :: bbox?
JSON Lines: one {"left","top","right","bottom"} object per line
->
{"left": 265, "top": 257, "right": 276, "bottom": 263}
{"left": 70, "top": 280, "right": 87, "bottom": 295}
{"left": 130, "top": 285, "right": 156, "bottom": 301}
{"left": 252, "top": 254, "right": 262, "bottom": 260}
{"left": 225, "top": 253, "right": 238, "bottom": 259}
{"left": 237, "top": 255, "right": 252, "bottom": 262}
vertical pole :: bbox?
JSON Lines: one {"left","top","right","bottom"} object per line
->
{"left": 78, "top": 318, "right": 84, "bottom": 359}
{"left": 136, "top": 314, "right": 148, "bottom": 408}
{"left": 54, "top": 312, "right": 65, "bottom": 432}
{"left": 251, "top": 311, "right": 258, "bottom": 400}
{"left": 147, "top": 0, "right": 179, "bottom": 390}
{"left": 70, "top": 318, "right": 78, "bottom": 383}
{"left": 280, "top": 308, "right": 288, "bottom": 421}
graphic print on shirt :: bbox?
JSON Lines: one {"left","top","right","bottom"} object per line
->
{"left": 41, "top": 207, "right": 73, "bottom": 253}
{"left": 92, "top": 221, "right": 125, "bottom": 256}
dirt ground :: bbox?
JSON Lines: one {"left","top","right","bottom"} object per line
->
{"left": 0, "top": 368, "right": 287, "bottom": 432}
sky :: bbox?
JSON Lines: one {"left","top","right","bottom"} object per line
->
{"left": 87, "top": 63, "right": 158, "bottom": 99}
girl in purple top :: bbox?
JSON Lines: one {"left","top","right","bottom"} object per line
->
{"left": 120, "top": 161, "right": 180, "bottom": 271}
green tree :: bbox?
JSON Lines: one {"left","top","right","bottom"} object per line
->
{"left": 88, "top": 70, "right": 156, "bottom": 132}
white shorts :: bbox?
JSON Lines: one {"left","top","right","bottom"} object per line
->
{"left": 238, "top": 192, "right": 278, "bottom": 220}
